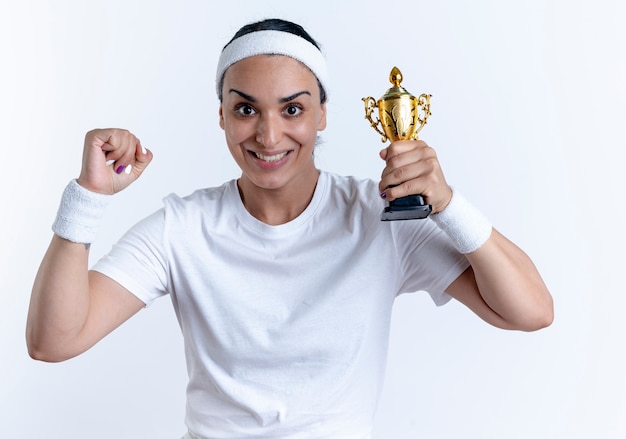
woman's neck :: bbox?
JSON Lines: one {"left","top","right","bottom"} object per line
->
{"left": 237, "top": 168, "right": 320, "bottom": 226}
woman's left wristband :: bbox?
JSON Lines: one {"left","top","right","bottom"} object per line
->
{"left": 430, "top": 188, "right": 492, "bottom": 254}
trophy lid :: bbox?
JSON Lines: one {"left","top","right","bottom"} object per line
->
{"left": 381, "top": 66, "right": 413, "bottom": 100}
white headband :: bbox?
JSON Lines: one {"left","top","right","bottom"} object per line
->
{"left": 216, "top": 30, "right": 329, "bottom": 99}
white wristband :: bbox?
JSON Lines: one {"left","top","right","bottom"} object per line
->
{"left": 430, "top": 188, "right": 492, "bottom": 254}
{"left": 52, "top": 179, "right": 111, "bottom": 244}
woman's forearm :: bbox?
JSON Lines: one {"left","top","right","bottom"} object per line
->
{"left": 27, "top": 235, "right": 92, "bottom": 361}
{"left": 466, "top": 229, "right": 554, "bottom": 331}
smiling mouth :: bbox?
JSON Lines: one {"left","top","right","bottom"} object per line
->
{"left": 251, "top": 151, "right": 290, "bottom": 162}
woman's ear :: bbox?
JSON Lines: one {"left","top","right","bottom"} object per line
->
{"left": 317, "top": 104, "right": 327, "bottom": 131}
{"left": 219, "top": 105, "right": 225, "bottom": 130}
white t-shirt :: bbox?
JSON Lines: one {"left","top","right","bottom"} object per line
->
{"left": 93, "top": 171, "right": 469, "bottom": 438}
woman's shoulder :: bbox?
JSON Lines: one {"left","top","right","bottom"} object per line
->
{"left": 322, "top": 171, "right": 378, "bottom": 193}
{"left": 159, "top": 180, "right": 239, "bottom": 221}
{"left": 164, "top": 180, "right": 235, "bottom": 205}
{"left": 321, "top": 171, "right": 380, "bottom": 202}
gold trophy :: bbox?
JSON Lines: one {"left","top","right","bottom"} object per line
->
{"left": 363, "top": 66, "right": 433, "bottom": 221}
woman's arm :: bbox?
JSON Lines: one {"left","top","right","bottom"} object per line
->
{"left": 27, "top": 237, "right": 145, "bottom": 361}
{"left": 26, "top": 128, "right": 153, "bottom": 361}
{"left": 379, "top": 139, "right": 553, "bottom": 331}
{"left": 445, "top": 229, "right": 553, "bottom": 331}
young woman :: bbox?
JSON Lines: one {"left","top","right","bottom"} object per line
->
{"left": 27, "top": 18, "right": 553, "bottom": 439}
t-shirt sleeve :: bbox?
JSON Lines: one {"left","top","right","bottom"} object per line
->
{"left": 394, "top": 218, "right": 470, "bottom": 306}
{"left": 91, "top": 209, "right": 169, "bottom": 307}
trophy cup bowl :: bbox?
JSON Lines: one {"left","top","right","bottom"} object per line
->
{"left": 362, "top": 66, "right": 433, "bottom": 221}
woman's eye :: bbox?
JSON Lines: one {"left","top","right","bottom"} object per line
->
{"left": 284, "top": 105, "right": 302, "bottom": 116}
{"left": 236, "top": 104, "right": 256, "bottom": 116}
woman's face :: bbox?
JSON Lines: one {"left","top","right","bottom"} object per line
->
{"left": 219, "top": 55, "right": 327, "bottom": 194}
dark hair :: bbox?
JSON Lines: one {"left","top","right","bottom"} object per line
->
{"left": 218, "top": 18, "right": 327, "bottom": 104}
{"left": 224, "top": 19, "right": 322, "bottom": 51}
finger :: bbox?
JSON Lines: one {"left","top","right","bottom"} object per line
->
{"left": 114, "top": 141, "right": 153, "bottom": 177}
{"left": 89, "top": 131, "right": 129, "bottom": 163}
{"left": 379, "top": 147, "right": 388, "bottom": 161}
{"left": 382, "top": 177, "right": 427, "bottom": 201}
{"left": 379, "top": 152, "right": 442, "bottom": 196}
{"left": 87, "top": 129, "right": 129, "bottom": 153}
{"left": 130, "top": 142, "right": 153, "bottom": 175}
{"left": 379, "top": 143, "right": 404, "bottom": 163}
{"left": 379, "top": 161, "right": 428, "bottom": 194}
{"left": 380, "top": 146, "right": 436, "bottom": 183}
{"left": 382, "top": 142, "right": 430, "bottom": 176}
{"left": 385, "top": 139, "right": 427, "bottom": 160}
{"left": 105, "top": 132, "right": 142, "bottom": 174}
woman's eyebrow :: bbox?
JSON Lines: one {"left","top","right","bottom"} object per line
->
{"left": 229, "top": 89, "right": 311, "bottom": 103}
{"left": 279, "top": 91, "right": 311, "bottom": 103}
{"left": 229, "top": 89, "right": 256, "bottom": 102}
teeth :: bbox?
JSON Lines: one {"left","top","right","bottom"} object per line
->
{"left": 255, "top": 151, "right": 288, "bottom": 162}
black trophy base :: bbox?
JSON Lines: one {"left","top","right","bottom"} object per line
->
{"left": 381, "top": 194, "right": 432, "bottom": 221}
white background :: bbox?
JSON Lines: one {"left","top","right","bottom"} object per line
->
{"left": 1, "top": 0, "right": 625, "bottom": 437}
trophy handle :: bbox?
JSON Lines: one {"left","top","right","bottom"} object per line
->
{"left": 362, "top": 96, "right": 388, "bottom": 142}
{"left": 411, "top": 93, "right": 432, "bottom": 140}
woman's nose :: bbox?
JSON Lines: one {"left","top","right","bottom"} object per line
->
{"left": 256, "top": 113, "right": 282, "bottom": 147}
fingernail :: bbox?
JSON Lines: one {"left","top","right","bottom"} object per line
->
{"left": 141, "top": 145, "right": 147, "bottom": 154}
{"left": 380, "top": 192, "right": 387, "bottom": 199}
{"left": 115, "top": 165, "right": 125, "bottom": 174}
{"left": 124, "top": 164, "right": 132, "bottom": 175}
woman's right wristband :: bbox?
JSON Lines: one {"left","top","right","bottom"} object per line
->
{"left": 51, "top": 179, "right": 111, "bottom": 244}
